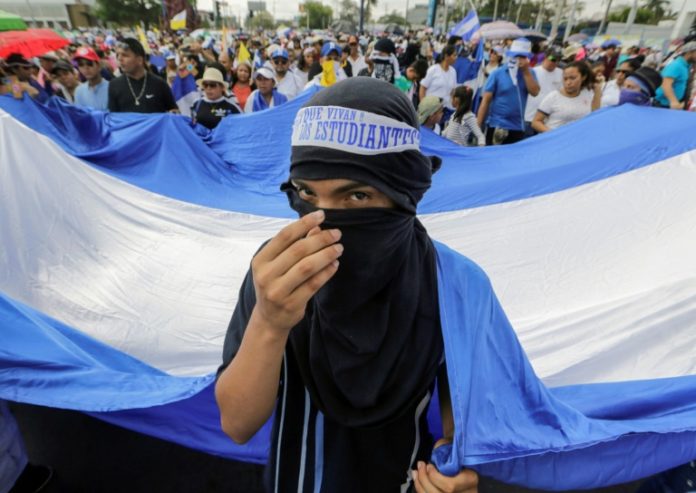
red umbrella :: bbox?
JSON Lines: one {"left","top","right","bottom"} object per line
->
{"left": 0, "top": 28, "right": 69, "bottom": 59}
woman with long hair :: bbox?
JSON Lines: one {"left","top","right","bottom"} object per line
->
{"left": 419, "top": 44, "right": 458, "bottom": 125}
{"left": 532, "top": 61, "right": 603, "bottom": 132}
{"left": 443, "top": 86, "right": 486, "bottom": 146}
{"left": 231, "top": 61, "right": 254, "bottom": 111}
{"left": 294, "top": 47, "right": 316, "bottom": 87}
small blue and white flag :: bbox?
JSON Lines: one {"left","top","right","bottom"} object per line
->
{"left": 449, "top": 9, "right": 481, "bottom": 41}
{"left": 171, "top": 73, "right": 199, "bottom": 117}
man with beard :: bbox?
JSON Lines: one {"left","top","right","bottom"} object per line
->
{"left": 215, "top": 77, "right": 478, "bottom": 493}
{"left": 108, "top": 38, "right": 177, "bottom": 113}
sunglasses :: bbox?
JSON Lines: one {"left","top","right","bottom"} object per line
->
{"left": 349, "top": 42, "right": 358, "bottom": 46}
{"left": 616, "top": 69, "right": 632, "bottom": 74}
{"left": 77, "top": 60, "right": 95, "bottom": 67}
{"left": 273, "top": 58, "right": 288, "bottom": 64}
{"left": 202, "top": 82, "right": 221, "bottom": 88}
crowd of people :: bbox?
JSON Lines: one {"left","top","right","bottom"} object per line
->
{"left": 1, "top": 27, "right": 695, "bottom": 141}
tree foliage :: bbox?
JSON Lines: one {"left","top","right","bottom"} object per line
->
{"left": 338, "top": 0, "right": 360, "bottom": 23}
{"left": 608, "top": 6, "right": 659, "bottom": 24}
{"left": 378, "top": 10, "right": 408, "bottom": 25}
{"left": 247, "top": 10, "right": 275, "bottom": 30}
{"left": 95, "top": 0, "right": 160, "bottom": 28}
{"left": 298, "top": 1, "right": 333, "bottom": 29}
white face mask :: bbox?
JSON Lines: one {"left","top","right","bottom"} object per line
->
{"left": 508, "top": 57, "right": 519, "bottom": 86}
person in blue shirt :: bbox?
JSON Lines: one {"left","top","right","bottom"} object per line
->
{"left": 73, "top": 46, "right": 109, "bottom": 111}
{"left": 476, "top": 38, "right": 540, "bottom": 145}
{"left": 654, "top": 41, "right": 696, "bottom": 109}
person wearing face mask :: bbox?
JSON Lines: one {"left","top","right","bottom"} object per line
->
{"left": 600, "top": 58, "right": 640, "bottom": 107}
{"left": 306, "top": 42, "right": 348, "bottom": 88}
{"left": 618, "top": 66, "right": 662, "bottom": 107}
{"left": 477, "top": 38, "right": 540, "bottom": 145}
{"left": 531, "top": 61, "right": 603, "bottom": 133}
{"left": 215, "top": 77, "right": 480, "bottom": 493}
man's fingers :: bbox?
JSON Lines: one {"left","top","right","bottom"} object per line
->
{"left": 427, "top": 463, "right": 479, "bottom": 493}
{"left": 254, "top": 210, "right": 326, "bottom": 264}
{"left": 413, "top": 462, "right": 439, "bottom": 493}
{"left": 262, "top": 228, "right": 342, "bottom": 282}
{"left": 280, "top": 243, "right": 343, "bottom": 295}
{"left": 290, "top": 257, "right": 340, "bottom": 302}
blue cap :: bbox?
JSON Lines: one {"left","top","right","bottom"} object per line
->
{"left": 321, "top": 42, "right": 340, "bottom": 57}
{"left": 271, "top": 47, "right": 289, "bottom": 60}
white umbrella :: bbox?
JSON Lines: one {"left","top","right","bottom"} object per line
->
{"left": 480, "top": 21, "right": 524, "bottom": 40}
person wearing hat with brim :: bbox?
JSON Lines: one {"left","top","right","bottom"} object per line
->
{"left": 73, "top": 46, "right": 109, "bottom": 111}
{"left": 3, "top": 53, "right": 48, "bottom": 103}
{"left": 108, "top": 38, "right": 177, "bottom": 114}
{"left": 271, "top": 47, "right": 303, "bottom": 100}
{"left": 619, "top": 66, "right": 662, "bottom": 106}
{"left": 476, "top": 37, "right": 540, "bottom": 145}
{"left": 418, "top": 95, "right": 445, "bottom": 133}
{"left": 244, "top": 66, "right": 288, "bottom": 113}
{"left": 189, "top": 67, "right": 241, "bottom": 129}
{"left": 654, "top": 41, "right": 696, "bottom": 110}
{"left": 50, "top": 59, "right": 79, "bottom": 104}
{"left": 36, "top": 52, "right": 58, "bottom": 96}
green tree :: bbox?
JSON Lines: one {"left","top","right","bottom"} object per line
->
{"left": 94, "top": 0, "right": 160, "bottom": 28}
{"left": 338, "top": 0, "right": 360, "bottom": 23}
{"left": 378, "top": 10, "right": 408, "bottom": 25}
{"left": 608, "top": 6, "right": 656, "bottom": 24}
{"left": 247, "top": 10, "right": 275, "bottom": 30}
{"left": 299, "top": 1, "right": 333, "bottom": 29}
{"left": 640, "top": 0, "right": 670, "bottom": 22}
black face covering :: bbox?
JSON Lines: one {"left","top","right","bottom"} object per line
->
{"left": 281, "top": 183, "right": 443, "bottom": 427}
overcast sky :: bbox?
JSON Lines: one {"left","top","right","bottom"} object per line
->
{"left": 197, "top": 0, "right": 681, "bottom": 24}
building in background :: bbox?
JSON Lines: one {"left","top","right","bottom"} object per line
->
{"left": 0, "top": 0, "right": 97, "bottom": 28}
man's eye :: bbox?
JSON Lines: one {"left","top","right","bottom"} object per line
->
{"left": 297, "top": 187, "right": 315, "bottom": 196}
{"left": 351, "top": 191, "right": 369, "bottom": 201}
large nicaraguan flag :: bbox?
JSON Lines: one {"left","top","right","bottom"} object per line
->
{"left": 1, "top": 93, "right": 696, "bottom": 490}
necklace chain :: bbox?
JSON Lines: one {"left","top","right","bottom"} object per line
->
{"left": 125, "top": 71, "right": 148, "bottom": 106}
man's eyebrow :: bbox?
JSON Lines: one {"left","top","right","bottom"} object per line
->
{"left": 293, "top": 179, "right": 372, "bottom": 195}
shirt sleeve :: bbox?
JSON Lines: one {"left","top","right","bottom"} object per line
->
{"left": 464, "top": 113, "right": 486, "bottom": 146}
{"left": 217, "top": 267, "right": 257, "bottom": 378}
{"left": 661, "top": 59, "right": 683, "bottom": 80}
{"left": 244, "top": 91, "right": 255, "bottom": 113}
{"left": 421, "top": 66, "right": 435, "bottom": 89}
{"left": 483, "top": 69, "right": 497, "bottom": 94}
{"left": 537, "top": 90, "right": 557, "bottom": 115}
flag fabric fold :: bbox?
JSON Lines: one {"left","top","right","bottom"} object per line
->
{"left": 2, "top": 94, "right": 696, "bottom": 489}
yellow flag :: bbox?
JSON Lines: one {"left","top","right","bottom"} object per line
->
{"left": 136, "top": 25, "right": 151, "bottom": 54}
{"left": 222, "top": 25, "right": 228, "bottom": 55}
{"left": 237, "top": 42, "right": 251, "bottom": 64}
{"left": 320, "top": 60, "right": 336, "bottom": 87}
{"left": 170, "top": 9, "right": 186, "bottom": 31}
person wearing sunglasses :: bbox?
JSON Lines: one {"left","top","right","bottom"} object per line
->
{"left": 600, "top": 58, "right": 640, "bottom": 108}
{"left": 190, "top": 67, "right": 241, "bottom": 130}
{"left": 271, "top": 48, "right": 302, "bottom": 100}
{"left": 50, "top": 60, "right": 80, "bottom": 104}
{"left": 73, "top": 46, "right": 109, "bottom": 111}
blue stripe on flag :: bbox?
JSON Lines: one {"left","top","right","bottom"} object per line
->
{"left": 449, "top": 10, "right": 480, "bottom": 40}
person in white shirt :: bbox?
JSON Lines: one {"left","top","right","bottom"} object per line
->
{"left": 419, "top": 44, "right": 458, "bottom": 123}
{"left": 524, "top": 47, "right": 563, "bottom": 135}
{"left": 532, "top": 61, "right": 603, "bottom": 132}
{"left": 600, "top": 60, "right": 638, "bottom": 107}
{"left": 346, "top": 35, "right": 367, "bottom": 76}
{"left": 271, "top": 47, "right": 302, "bottom": 100}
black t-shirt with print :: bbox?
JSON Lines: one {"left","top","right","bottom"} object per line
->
{"left": 191, "top": 98, "right": 241, "bottom": 129}
{"left": 108, "top": 72, "right": 177, "bottom": 113}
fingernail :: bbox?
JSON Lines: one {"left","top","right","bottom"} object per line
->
{"left": 412, "top": 470, "right": 418, "bottom": 481}
{"left": 334, "top": 244, "right": 344, "bottom": 254}
{"left": 332, "top": 260, "right": 339, "bottom": 268}
{"left": 311, "top": 210, "right": 324, "bottom": 220}
{"left": 330, "top": 229, "right": 341, "bottom": 240}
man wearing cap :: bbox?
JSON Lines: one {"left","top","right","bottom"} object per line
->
{"left": 190, "top": 67, "right": 241, "bottom": 129}
{"left": 654, "top": 41, "right": 696, "bottom": 110}
{"left": 524, "top": 47, "right": 563, "bottom": 136}
{"left": 216, "top": 76, "right": 479, "bottom": 493}
{"left": 3, "top": 53, "right": 49, "bottom": 103}
{"left": 271, "top": 48, "right": 303, "bottom": 100}
{"left": 108, "top": 38, "right": 177, "bottom": 114}
{"left": 244, "top": 66, "right": 288, "bottom": 113}
{"left": 51, "top": 60, "right": 80, "bottom": 104}
{"left": 74, "top": 46, "right": 109, "bottom": 111}
{"left": 418, "top": 95, "right": 445, "bottom": 133}
{"left": 477, "top": 38, "right": 540, "bottom": 145}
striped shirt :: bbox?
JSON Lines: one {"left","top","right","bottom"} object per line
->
{"left": 443, "top": 112, "right": 486, "bottom": 147}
